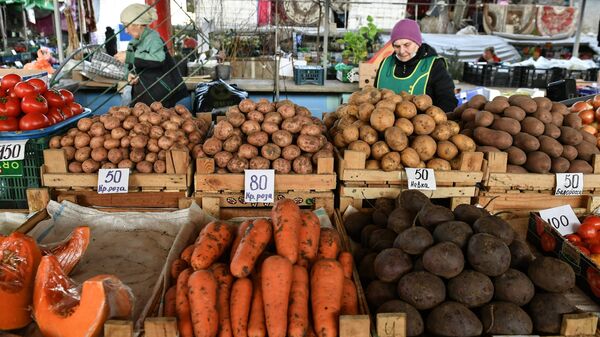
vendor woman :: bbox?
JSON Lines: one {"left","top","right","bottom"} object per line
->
{"left": 375, "top": 19, "right": 458, "bottom": 112}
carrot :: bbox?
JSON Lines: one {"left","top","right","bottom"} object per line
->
{"left": 211, "top": 263, "right": 234, "bottom": 337}
{"left": 191, "top": 221, "right": 233, "bottom": 270}
{"left": 230, "top": 220, "right": 253, "bottom": 262}
{"left": 164, "top": 285, "right": 177, "bottom": 317}
{"left": 261, "top": 255, "right": 293, "bottom": 337}
{"left": 287, "top": 265, "right": 309, "bottom": 337}
{"left": 188, "top": 270, "right": 219, "bottom": 337}
{"left": 247, "top": 273, "right": 266, "bottom": 337}
{"left": 340, "top": 278, "right": 359, "bottom": 315}
{"left": 311, "top": 259, "right": 344, "bottom": 337}
{"left": 230, "top": 278, "right": 253, "bottom": 337}
{"left": 180, "top": 245, "right": 195, "bottom": 264}
{"left": 271, "top": 199, "right": 302, "bottom": 264}
{"left": 317, "top": 228, "right": 341, "bottom": 260}
{"left": 175, "top": 268, "right": 194, "bottom": 337}
{"left": 171, "top": 258, "right": 189, "bottom": 280}
{"left": 298, "top": 211, "right": 321, "bottom": 264}
{"left": 230, "top": 219, "right": 273, "bottom": 278}
{"left": 337, "top": 252, "right": 353, "bottom": 279}
{"left": 306, "top": 325, "right": 318, "bottom": 337}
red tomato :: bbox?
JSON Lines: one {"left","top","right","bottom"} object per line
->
{"left": 540, "top": 232, "right": 556, "bottom": 252}
{"left": 27, "top": 78, "right": 47, "bottom": 94}
{"left": 535, "top": 217, "right": 546, "bottom": 236}
{"left": 21, "top": 94, "right": 48, "bottom": 114}
{"left": 47, "top": 106, "right": 65, "bottom": 124}
{"left": 579, "top": 110, "right": 595, "bottom": 124}
{"left": 590, "top": 244, "right": 600, "bottom": 254}
{"left": 586, "top": 267, "right": 600, "bottom": 297}
{"left": 0, "top": 97, "right": 21, "bottom": 117}
{"left": 19, "top": 112, "right": 49, "bottom": 130}
{"left": 7, "top": 88, "right": 17, "bottom": 99}
{"left": 1, "top": 74, "right": 21, "bottom": 91}
{"left": 0, "top": 116, "right": 18, "bottom": 131}
{"left": 576, "top": 244, "right": 591, "bottom": 256}
{"left": 566, "top": 234, "right": 583, "bottom": 244}
{"left": 43, "top": 90, "right": 65, "bottom": 108}
{"left": 584, "top": 215, "right": 600, "bottom": 229}
{"left": 66, "top": 102, "right": 83, "bottom": 116}
{"left": 578, "top": 222, "right": 598, "bottom": 240}
{"left": 586, "top": 235, "right": 600, "bottom": 246}
{"left": 59, "top": 89, "right": 74, "bottom": 104}
{"left": 13, "top": 82, "right": 36, "bottom": 98}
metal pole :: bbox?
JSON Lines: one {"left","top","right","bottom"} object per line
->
{"left": 274, "top": 0, "right": 280, "bottom": 101}
{"left": 78, "top": 0, "right": 85, "bottom": 46}
{"left": 22, "top": 5, "right": 28, "bottom": 41}
{"left": 53, "top": 0, "right": 64, "bottom": 63}
{"left": 572, "top": 0, "right": 586, "bottom": 58}
{"left": 323, "top": 0, "right": 330, "bottom": 69}
{"left": 0, "top": 5, "right": 7, "bottom": 51}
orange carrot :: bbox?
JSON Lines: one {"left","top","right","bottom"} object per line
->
{"left": 247, "top": 273, "right": 266, "bottom": 337}
{"left": 230, "top": 278, "right": 253, "bottom": 337}
{"left": 171, "top": 258, "right": 189, "bottom": 280}
{"left": 271, "top": 199, "right": 302, "bottom": 264}
{"left": 191, "top": 221, "right": 233, "bottom": 270}
{"left": 317, "top": 228, "right": 341, "bottom": 260}
{"left": 311, "top": 259, "right": 344, "bottom": 337}
{"left": 176, "top": 268, "right": 194, "bottom": 337}
{"left": 180, "top": 245, "right": 195, "bottom": 264}
{"left": 337, "top": 252, "right": 353, "bottom": 279}
{"left": 164, "top": 285, "right": 177, "bottom": 317}
{"left": 230, "top": 220, "right": 253, "bottom": 262}
{"left": 211, "top": 263, "right": 234, "bottom": 337}
{"left": 230, "top": 219, "right": 273, "bottom": 278}
{"left": 288, "top": 265, "right": 309, "bottom": 337}
{"left": 306, "top": 324, "right": 318, "bottom": 337}
{"left": 298, "top": 211, "right": 321, "bottom": 264}
{"left": 188, "top": 270, "right": 219, "bottom": 337}
{"left": 340, "top": 278, "right": 359, "bottom": 315}
{"left": 261, "top": 255, "right": 293, "bottom": 337}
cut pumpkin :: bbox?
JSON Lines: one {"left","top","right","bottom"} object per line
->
{"left": 33, "top": 255, "right": 133, "bottom": 337}
{"left": 0, "top": 232, "right": 42, "bottom": 330}
{"left": 42, "top": 226, "right": 91, "bottom": 275}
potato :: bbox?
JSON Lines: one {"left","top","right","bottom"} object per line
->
{"left": 133, "top": 122, "right": 151, "bottom": 135}
{"left": 425, "top": 106, "right": 446, "bottom": 124}
{"left": 507, "top": 165, "right": 528, "bottom": 173}
{"left": 81, "top": 159, "right": 100, "bottom": 173}
{"left": 333, "top": 133, "right": 346, "bottom": 149}
{"left": 461, "top": 108, "right": 478, "bottom": 122}
{"left": 370, "top": 108, "right": 395, "bottom": 132}
{"left": 561, "top": 145, "right": 578, "bottom": 161}
{"left": 220, "top": 135, "right": 241, "bottom": 153}
{"left": 411, "top": 114, "right": 436, "bottom": 135}
{"left": 279, "top": 145, "right": 300, "bottom": 161}
{"left": 568, "top": 159, "right": 593, "bottom": 173}
{"left": 448, "top": 270, "right": 494, "bottom": 307}
{"left": 214, "top": 151, "right": 233, "bottom": 168}
{"left": 107, "top": 148, "right": 124, "bottom": 164}
{"left": 503, "top": 106, "right": 526, "bottom": 121}
{"left": 376, "top": 301, "right": 423, "bottom": 337}
{"left": 365, "top": 280, "right": 396, "bottom": 309}
{"left": 544, "top": 123, "right": 561, "bottom": 138}
{"left": 74, "top": 147, "right": 92, "bottom": 162}
{"left": 371, "top": 141, "right": 390, "bottom": 160}
{"left": 435, "top": 141, "right": 458, "bottom": 161}
{"left": 60, "top": 136, "right": 74, "bottom": 148}
{"left": 202, "top": 138, "right": 223, "bottom": 156}
{"left": 282, "top": 117, "right": 304, "bottom": 134}
{"left": 505, "top": 146, "right": 527, "bottom": 165}
{"left": 450, "top": 134, "right": 476, "bottom": 152}
{"left": 375, "top": 99, "right": 396, "bottom": 112}
{"left": 513, "top": 132, "right": 540, "bottom": 152}
{"left": 467, "top": 233, "right": 511, "bottom": 277}
{"left": 427, "top": 158, "right": 451, "bottom": 171}
{"left": 533, "top": 109, "right": 553, "bottom": 124}
{"left": 384, "top": 127, "right": 408, "bottom": 151}
{"left": 300, "top": 124, "right": 321, "bottom": 137}
{"left": 508, "top": 95, "right": 537, "bottom": 113}
{"left": 550, "top": 156, "right": 570, "bottom": 173}
{"left": 394, "top": 101, "right": 417, "bottom": 119}
{"left": 292, "top": 156, "right": 313, "bottom": 174}
{"left": 214, "top": 120, "right": 234, "bottom": 140}
{"left": 247, "top": 111, "right": 265, "bottom": 123}
{"left": 394, "top": 226, "right": 433, "bottom": 255}
{"left": 423, "top": 242, "right": 464, "bottom": 279}
{"left": 552, "top": 101, "right": 569, "bottom": 115}
{"left": 145, "top": 152, "right": 157, "bottom": 163}
{"left": 412, "top": 94, "right": 432, "bottom": 111}
{"left": 528, "top": 293, "right": 576, "bottom": 334}
{"left": 509, "top": 242, "right": 533, "bottom": 271}
{"left": 68, "top": 161, "right": 83, "bottom": 173}
{"left": 563, "top": 113, "right": 583, "bottom": 129}
{"left": 358, "top": 103, "right": 375, "bottom": 121}
{"left": 467, "top": 94, "right": 487, "bottom": 109}
{"left": 103, "top": 138, "right": 120, "bottom": 150}
{"left": 249, "top": 156, "right": 270, "bottom": 169}
{"left": 264, "top": 111, "right": 283, "bottom": 125}
{"left": 539, "top": 135, "right": 564, "bottom": 158}
{"left": 474, "top": 110, "right": 494, "bottom": 127}
{"left": 433, "top": 220, "right": 473, "bottom": 248}
{"left": 341, "top": 125, "right": 359, "bottom": 144}
{"left": 430, "top": 123, "right": 453, "bottom": 141}
{"left": 525, "top": 151, "right": 551, "bottom": 173}
{"left": 238, "top": 99, "right": 256, "bottom": 113}
{"left": 473, "top": 215, "right": 515, "bottom": 245}
{"left": 226, "top": 156, "right": 249, "bottom": 173}
{"left": 241, "top": 120, "right": 261, "bottom": 135}
{"left": 491, "top": 117, "right": 521, "bottom": 136}
{"left": 381, "top": 152, "right": 401, "bottom": 171}
{"left": 550, "top": 111, "right": 564, "bottom": 126}
{"left": 494, "top": 269, "right": 535, "bottom": 306}
{"left": 135, "top": 160, "right": 153, "bottom": 173}
{"left": 129, "top": 148, "right": 145, "bottom": 163}
{"left": 576, "top": 140, "right": 599, "bottom": 161}
{"left": 261, "top": 143, "right": 281, "bottom": 160}
{"left": 271, "top": 130, "right": 293, "bottom": 148}
{"left": 411, "top": 135, "right": 437, "bottom": 161}
{"left": 521, "top": 117, "right": 545, "bottom": 136}
{"left": 89, "top": 147, "right": 107, "bottom": 162}
{"left": 374, "top": 248, "right": 412, "bottom": 282}
{"left": 481, "top": 302, "right": 533, "bottom": 335}
{"left": 77, "top": 118, "right": 93, "bottom": 132}
{"left": 528, "top": 256, "right": 575, "bottom": 293}
{"left": 401, "top": 148, "right": 421, "bottom": 167}
{"left": 245, "top": 131, "right": 268, "bottom": 147}
{"left": 359, "top": 125, "right": 378, "bottom": 144}
{"left": 348, "top": 140, "right": 371, "bottom": 158}
{"left": 237, "top": 144, "right": 258, "bottom": 160}
{"left": 397, "top": 271, "right": 445, "bottom": 310}
{"left": 427, "top": 302, "right": 483, "bottom": 337}
{"left": 130, "top": 135, "right": 149, "bottom": 149}
{"left": 484, "top": 99, "right": 510, "bottom": 114}
{"left": 393, "top": 118, "right": 413, "bottom": 136}
{"left": 272, "top": 158, "right": 292, "bottom": 173}
{"left": 89, "top": 122, "right": 106, "bottom": 137}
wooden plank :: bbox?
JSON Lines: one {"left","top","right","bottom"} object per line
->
{"left": 486, "top": 151, "right": 508, "bottom": 173}
{"left": 144, "top": 317, "right": 178, "bottom": 337}
{"left": 195, "top": 173, "right": 336, "bottom": 192}
{"left": 317, "top": 156, "right": 334, "bottom": 174}
{"left": 201, "top": 196, "right": 220, "bottom": 218}
{"left": 376, "top": 313, "right": 406, "bottom": 337}
{"left": 458, "top": 151, "right": 484, "bottom": 172}
{"left": 43, "top": 149, "right": 68, "bottom": 173}
{"left": 560, "top": 313, "right": 598, "bottom": 336}
{"left": 341, "top": 169, "right": 482, "bottom": 185}
{"left": 341, "top": 185, "right": 477, "bottom": 199}
{"left": 52, "top": 190, "right": 187, "bottom": 209}
{"left": 196, "top": 157, "right": 215, "bottom": 174}
{"left": 42, "top": 172, "right": 187, "bottom": 189}
{"left": 26, "top": 188, "right": 50, "bottom": 212}
{"left": 15, "top": 209, "right": 48, "bottom": 234}
{"left": 340, "top": 315, "right": 370, "bottom": 337}
{"left": 169, "top": 150, "right": 188, "bottom": 175}
{"left": 104, "top": 320, "right": 133, "bottom": 337}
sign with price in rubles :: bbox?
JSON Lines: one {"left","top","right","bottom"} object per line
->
{"left": 97, "top": 168, "right": 130, "bottom": 194}
{"left": 245, "top": 169, "right": 275, "bottom": 203}
{"left": 539, "top": 205, "right": 580, "bottom": 236}
{"left": 555, "top": 173, "right": 583, "bottom": 196}
{"left": 405, "top": 168, "right": 437, "bottom": 190}
{"left": 0, "top": 139, "right": 28, "bottom": 161}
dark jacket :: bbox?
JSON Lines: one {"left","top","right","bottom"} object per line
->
{"left": 375, "top": 43, "right": 458, "bottom": 112}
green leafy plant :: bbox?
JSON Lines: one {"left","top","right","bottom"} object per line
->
{"left": 337, "top": 16, "right": 381, "bottom": 65}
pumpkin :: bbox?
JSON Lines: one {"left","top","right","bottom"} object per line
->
{"left": 43, "top": 226, "right": 91, "bottom": 275}
{"left": 0, "top": 232, "right": 42, "bottom": 330}
{"left": 33, "top": 255, "right": 134, "bottom": 337}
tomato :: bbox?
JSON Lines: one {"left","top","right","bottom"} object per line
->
{"left": 535, "top": 217, "right": 546, "bottom": 236}
{"left": 27, "top": 78, "right": 47, "bottom": 94}
{"left": 578, "top": 222, "right": 598, "bottom": 240}
{"left": 590, "top": 244, "right": 600, "bottom": 254}
{"left": 579, "top": 109, "right": 595, "bottom": 124}
{"left": 59, "top": 89, "right": 74, "bottom": 104}
{"left": 21, "top": 94, "right": 48, "bottom": 114}
{"left": 0, "top": 97, "right": 21, "bottom": 117}
{"left": 66, "top": 102, "right": 83, "bottom": 116}
{"left": 7, "top": 88, "right": 17, "bottom": 99}
{"left": 1, "top": 74, "right": 22, "bottom": 91}
{"left": 540, "top": 232, "right": 556, "bottom": 252}
{"left": 583, "top": 215, "right": 600, "bottom": 229}
{"left": 586, "top": 235, "right": 600, "bottom": 246}
{"left": 566, "top": 234, "right": 583, "bottom": 244}
{"left": 13, "top": 82, "right": 36, "bottom": 98}
{"left": 47, "top": 106, "right": 65, "bottom": 124}
{"left": 576, "top": 244, "right": 591, "bottom": 256}
{"left": 593, "top": 95, "right": 600, "bottom": 109}
{"left": 19, "top": 112, "right": 49, "bottom": 130}
{"left": 0, "top": 116, "right": 18, "bottom": 131}
{"left": 43, "top": 90, "right": 65, "bottom": 108}
{"left": 586, "top": 267, "right": 600, "bottom": 297}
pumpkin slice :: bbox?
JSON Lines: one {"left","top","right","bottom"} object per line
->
{"left": 42, "top": 226, "right": 91, "bottom": 275}
{"left": 0, "top": 232, "right": 42, "bottom": 330}
{"left": 33, "top": 255, "right": 133, "bottom": 337}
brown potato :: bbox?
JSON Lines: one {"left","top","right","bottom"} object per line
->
{"left": 412, "top": 114, "right": 436, "bottom": 135}
{"left": 348, "top": 140, "right": 371, "bottom": 158}
{"left": 49, "top": 136, "right": 62, "bottom": 149}
{"left": 271, "top": 158, "right": 290, "bottom": 173}
{"left": 342, "top": 124, "right": 360, "bottom": 143}
{"left": 371, "top": 141, "right": 391, "bottom": 160}
{"left": 300, "top": 124, "right": 322, "bottom": 137}
{"left": 484, "top": 98, "right": 510, "bottom": 114}
{"left": 257, "top": 102, "right": 275, "bottom": 114}
{"left": 575, "top": 141, "right": 599, "bottom": 162}
{"left": 562, "top": 145, "right": 578, "bottom": 161}
{"left": 90, "top": 147, "right": 108, "bottom": 162}
{"left": 129, "top": 149, "right": 145, "bottom": 163}
{"left": 427, "top": 158, "right": 452, "bottom": 171}
{"left": 506, "top": 146, "right": 527, "bottom": 166}
{"left": 226, "top": 156, "right": 249, "bottom": 173}
{"left": 135, "top": 160, "right": 153, "bottom": 173}
{"left": 395, "top": 101, "right": 418, "bottom": 119}
{"left": 552, "top": 102, "right": 569, "bottom": 115}
{"left": 214, "top": 120, "right": 234, "bottom": 140}
{"left": 241, "top": 120, "right": 261, "bottom": 135}
{"left": 450, "top": 134, "right": 477, "bottom": 152}
{"left": 239, "top": 99, "right": 257, "bottom": 113}
{"left": 145, "top": 152, "right": 157, "bottom": 163}
{"left": 312, "top": 149, "right": 333, "bottom": 165}
{"left": 281, "top": 145, "right": 301, "bottom": 161}
{"left": 430, "top": 123, "right": 453, "bottom": 141}
{"left": 282, "top": 117, "right": 304, "bottom": 134}
{"left": 381, "top": 152, "right": 401, "bottom": 171}
{"left": 533, "top": 110, "right": 553, "bottom": 124}
{"left": 474, "top": 127, "right": 513, "bottom": 150}
{"left": 261, "top": 121, "right": 280, "bottom": 135}
{"left": 152, "top": 160, "right": 165, "bottom": 173}
{"left": 74, "top": 147, "right": 92, "bottom": 162}
{"left": 122, "top": 116, "right": 138, "bottom": 130}
{"left": 214, "top": 151, "right": 233, "bottom": 168}
{"left": 539, "top": 135, "right": 564, "bottom": 158}
{"left": 89, "top": 122, "right": 106, "bottom": 137}
{"left": 111, "top": 127, "right": 128, "bottom": 140}
{"left": 260, "top": 143, "right": 281, "bottom": 161}
{"left": 437, "top": 141, "right": 459, "bottom": 161}
{"left": 467, "top": 94, "right": 488, "bottom": 109}
{"left": 559, "top": 126, "right": 583, "bottom": 146}
{"left": 360, "top": 125, "right": 379, "bottom": 144}
{"left": 370, "top": 108, "right": 395, "bottom": 132}
{"left": 525, "top": 151, "right": 551, "bottom": 173}
{"left": 60, "top": 136, "right": 74, "bottom": 148}
{"left": 413, "top": 94, "right": 433, "bottom": 111}
{"left": 461, "top": 108, "right": 478, "bottom": 122}
{"left": 81, "top": 159, "right": 100, "bottom": 173}
{"left": 68, "top": 161, "right": 83, "bottom": 173}
{"left": 551, "top": 157, "right": 570, "bottom": 173}
{"left": 513, "top": 132, "right": 540, "bottom": 153}
{"left": 508, "top": 95, "right": 537, "bottom": 113}
{"left": 226, "top": 111, "right": 246, "bottom": 127}
{"left": 247, "top": 156, "right": 269, "bottom": 169}
{"left": 475, "top": 111, "right": 495, "bottom": 127}
{"left": 133, "top": 122, "right": 151, "bottom": 135}
{"left": 425, "top": 106, "right": 447, "bottom": 124}
{"left": 503, "top": 106, "right": 526, "bottom": 121}
{"left": 271, "top": 130, "right": 292, "bottom": 148}
{"left": 384, "top": 126, "right": 409, "bottom": 151}
{"left": 401, "top": 148, "right": 421, "bottom": 168}
{"left": 491, "top": 117, "right": 521, "bottom": 135}
{"left": 103, "top": 138, "right": 120, "bottom": 150}
{"left": 563, "top": 114, "right": 582, "bottom": 129}
{"left": 247, "top": 131, "right": 269, "bottom": 147}
{"left": 544, "top": 123, "right": 561, "bottom": 139}
{"left": 223, "top": 135, "right": 242, "bottom": 153}
{"left": 293, "top": 156, "right": 313, "bottom": 174}
{"left": 568, "top": 160, "right": 593, "bottom": 173}
{"left": 412, "top": 135, "right": 437, "bottom": 161}
{"left": 358, "top": 103, "right": 376, "bottom": 121}
{"left": 130, "top": 135, "right": 149, "bottom": 149}
{"left": 202, "top": 138, "right": 223, "bottom": 156}
{"left": 238, "top": 144, "right": 259, "bottom": 159}
{"left": 297, "top": 134, "right": 322, "bottom": 153}
{"left": 74, "top": 133, "right": 91, "bottom": 149}
{"left": 77, "top": 118, "right": 93, "bottom": 132}
{"left": 376, "top": 99, "right": 396, "bottom": 111}
{"left": 395, "top": 118, "right": 414, "bottom": 136}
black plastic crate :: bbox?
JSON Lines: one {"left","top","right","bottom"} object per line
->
{"left": 462, "top": 63, "right": 497, "bottom": 86}
{"left": 293, "top": 66, "right": 324, "bottom": 85}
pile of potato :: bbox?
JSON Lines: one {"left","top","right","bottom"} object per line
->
{"left": 199, "top": 98, "right": 333, "bottom": 174}
{"left": 345, "top": 191, "right": 578, "bottom": 337}
{"left": 49, "top": 102, "right": 209, "bottom": 173}
{"left": 455, "top": 94, "right": 599, "bottom": 173}
{"left": 325, "top": 87, "right": 477, "bottom": 172}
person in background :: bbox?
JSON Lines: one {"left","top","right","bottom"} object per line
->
{"left": 104, "top": 27, "right": 117, "bottom": 56}
{"left": 478, "top": 46, "right": 501, "bottom": 63}
{"left": 114, "top": 4, "right": 187, "bottom": 108}
{"left": 374, "top": 19, "right": 457, "bottom": 112}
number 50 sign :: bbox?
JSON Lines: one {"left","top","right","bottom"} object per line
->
{"left": 97, "top": 168, "right": 130, "bottom": 194}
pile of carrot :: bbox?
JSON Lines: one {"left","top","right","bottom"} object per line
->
{"left": 163, "top": 198, "right": 359, "bottom": 337}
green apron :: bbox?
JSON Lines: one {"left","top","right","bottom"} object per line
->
{"left": 376, "top": 55, "right": 438, "bottom": 95}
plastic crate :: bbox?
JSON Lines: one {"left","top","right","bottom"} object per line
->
{"left": 294, "top": 66, "right": 325, "bottom": 85}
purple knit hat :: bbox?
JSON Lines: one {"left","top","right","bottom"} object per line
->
{"left": 390, "top": 19, "right": 422, "bottom": 46}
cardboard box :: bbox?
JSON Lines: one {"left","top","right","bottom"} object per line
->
{"left": 359, "top": 62, "right": 378, "bottom": 88}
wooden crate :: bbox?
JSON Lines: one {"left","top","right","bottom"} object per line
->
{"left": 337, "top": 150, "right": 484, "bottom": 212}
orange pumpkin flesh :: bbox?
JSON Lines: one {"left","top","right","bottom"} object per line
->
{"left": 43, "top": 226, "right": 91, "bottom": 275}
{"left": 34, "top": 255, "right": 133, "bottom": 337}
{"left": 0, "top": 232, "right": 42, "bottom": 330}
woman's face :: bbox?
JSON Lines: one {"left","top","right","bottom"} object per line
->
{"left": 393, "top": 39, "right": 419, "bottom": 62}
{"left": 125, "top": 24, "right": 145, "bottom": 39}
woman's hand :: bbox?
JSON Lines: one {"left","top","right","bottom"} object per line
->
{"left": 114, "top": 51, "right": 126, "bottom": 63}
{"left": 128, "top": 73, "right": 139, "bottom": 85}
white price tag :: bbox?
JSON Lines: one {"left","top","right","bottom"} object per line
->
{"left": 405, "top": 168, "right": 437, "bottom": 190}
{"left": 555, "top": 173, "right": 583, "bottom": 196}
{"left": 97, "top": 168, "right": 130, "bottom": 194}
{"left": 539, "top": 205, "right": 581, "bottom": 235}
{"left": 0, "top": 139, "right": 28, "bottom": 161}
{"left": 244, "top": 169, "right": 275, "bottom": 203}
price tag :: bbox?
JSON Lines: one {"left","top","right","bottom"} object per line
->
{"left": 405, "top": 168, "right": 437, "bottom": 190}
{"left": 0, "top": 160, "right": 23, "bottom": 176}
{"left": 555, "top": 173, "right": 583, "bottom": 196}
{"left": 0, "top": 139, "right": 28, "bottom": 161}
{"left": 244, "top": 169, "right": 275, "bottom": 203}
{"left": 539, "top": 205, "right": 581, "bottom": 235}
{"left": 97, "top": 168, "right": 130, "bottom": 194}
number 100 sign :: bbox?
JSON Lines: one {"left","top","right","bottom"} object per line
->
{"left": 97, "top": 168, "right": 130, "bottom": 194}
